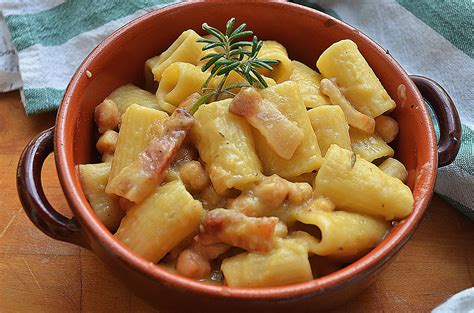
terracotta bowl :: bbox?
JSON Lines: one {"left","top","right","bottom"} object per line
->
{"left": 17, "top": 1, "right": 461, "bottom": 312}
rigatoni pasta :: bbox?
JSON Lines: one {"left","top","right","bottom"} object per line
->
{"left": 150, "top": 29, "right": 203, "bottom": 81}
{"left": 191, "top": 99, "right": 263, "bottom": 194}
{"left": 293, "top": 208, "right": 390, "bottom": 258}
{"left": 106, "top": 84, "right": 160, "bottom": 115}
{"left": 350, "top": 127, "right": 394, "bottom": 162}
{"left": 156, "top": 62, "right": 209, "bottom": 113}
{"left": 307, "top": 105, "right": 351, "bottom": 155}
{"left": 80, "top": 20, "right": 415, "bottom": 288}
{"left": 252, "top": 81, "right": 323, "bottom": 178}
{"left": 315, "top": 144, "right": 413, "bottom": 220}
{"left": 257, "top": 41, "right": 293, "bottom": 83}
{"left": 290, "top": 60, "right": 330, "bottom": 108}
{"left": 144, "top": 56, "right": 161, "bottom": 93}
{"left": 79, "top": 163, "right": 124, "bottom": 231}
{"left": 317, "top": 39, "right": 396, "bottom": 117}
{"left": 379, "top": 157, "right": 408, "bottom": 182}
{"left": 115, "top": 180, "right": 205, "bottom": 263}
{"left": 221, "top": 238, "right": 312, "bottom": 287}
{"left": 106, "top": 104, "right": 168, "bottom": 196}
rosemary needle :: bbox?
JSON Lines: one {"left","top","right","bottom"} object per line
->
{"left": 191, "top": 18, "right": 278, "bottom": 114}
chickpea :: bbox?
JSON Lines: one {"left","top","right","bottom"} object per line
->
{"left": 274, "top": 221, "right": 288, "bottom": 238}
{"left": 96, "top": 130, "right": 118, "bottom": 155}
{"left": 375, "top": 115, "right": 399, "bottom": 143}
{"left": 288, "top": 182, "right": 313, "bottom": 205}
{"left": 253, "top": 179, "right": 288, "bottom": 209}
{"left": 94, "top": 99, "right": 119, "bottom": 133}
{"left": 179, "top": 161, "right": 210, "bottom": 191}
{"left": 176, "top": 248, "right": 211, "bottom": 279}
{"left": 313, "top": 196, "right": 335, "bottom": 212}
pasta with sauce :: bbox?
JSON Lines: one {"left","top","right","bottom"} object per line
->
{"left": 79, "top": 20, "right": 414, "bottom": 288}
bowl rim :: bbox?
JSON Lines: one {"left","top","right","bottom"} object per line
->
{"left": 55, "top": 0, "right": 437, "bottom": 301}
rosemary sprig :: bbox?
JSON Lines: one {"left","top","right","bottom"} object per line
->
{"left": 191, "top": 18, "right": 278, "bottom": 114}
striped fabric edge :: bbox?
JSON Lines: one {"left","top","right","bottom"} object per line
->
{"left": 11, "top": 1, "right": 180, "bottom": 114}
{"left": 4, "top": 0, "right": 178, "bottom": 52}
{"left": 23, "top": 87, "right": 63, "bottom": 115}
{"left": 396, "top": 0, "right": 473, "bottom": 58}
{"left": 16, "top": 0, "right": 178, "bottom": 91}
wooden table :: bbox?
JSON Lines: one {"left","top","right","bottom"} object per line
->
{"left": 1, "top": 90, "right": 473, "bottom": 313}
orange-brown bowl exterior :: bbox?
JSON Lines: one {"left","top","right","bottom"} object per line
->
{"left": 54, "top": 1, "right": 437, "bottom": 312}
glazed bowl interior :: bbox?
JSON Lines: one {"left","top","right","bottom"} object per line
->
{"left": 56, "top": 1, "right": 437, "bottom": 299}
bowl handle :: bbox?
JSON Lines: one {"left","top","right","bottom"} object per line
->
{"left": 410, "top": 75, "right": 462, "bottom": 167}
{"left": 17, "top": 127, "right": 89, "bottom": 249}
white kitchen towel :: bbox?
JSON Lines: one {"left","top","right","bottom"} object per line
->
{"left": 432, "top": 287, "right": 474, "bottom": 313}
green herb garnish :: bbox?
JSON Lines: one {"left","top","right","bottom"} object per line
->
{"left": 191, "top": 18, "right": 278, "bottom": 114}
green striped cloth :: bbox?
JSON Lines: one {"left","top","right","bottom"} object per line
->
{"left": 0, "top": 0, "right": 472, "bottom": 220}
{"left": 0, "top": 0, "right": 179, "bottom": 113}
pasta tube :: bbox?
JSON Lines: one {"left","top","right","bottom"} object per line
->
{"left": 290, "top": 60, "right": 330, "bottom": 108}
{"left": 257, "top": 41, "right": 293, "bottom": 83}
{"left": 307, "top": 105, "right": 351, "bottom": 156}
{"left": 115, "top": 180, "right": 205, "bottom": 263}
{"left": 106, "top": 105, "right": 168, "bottom": 193}
{"left": 350, "top": 127, "right": 394, "bottom": 162}
{"left": 221, "top": 238, "right": 312, "bottom": 287}
{"left": 317, "top": 39, "right": 396, "bottom": 117}
{"left": 144, "top": 55, "right": 161, "bottom": 93}
{"left": 151, "top": 30, "right": 203, "bottom": 81}
{"left": 192, "top": 99, "right": 263, "bottom": 194}
{"left": 293, "top": 207, "right": 390, "bottom": 258}
{"left": 156, "top": 62, "right": 208, "bottom": 114}
{"left": 79, "top": 163, "right": 124, "bottom": 231}
{"left": 379, "top": 158, "right": 408, "bottom": 182}
{"left": 315, "top": 144, "right": 414, "bottom": 220}
{"left": 253, "top": 81, "right": 323, "bottom": 178}
{"left": 107, "top": 109, "right": 194, "bottom": 203}
{"left": 375, "top": 115, "right": 399, "bottom": 143}
{"left": 106, "top": 84, "right": 160, "bottom": 115}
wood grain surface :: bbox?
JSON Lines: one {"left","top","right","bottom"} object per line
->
{"left": 1, "top": 91, "right": 473, "bottom": 313}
